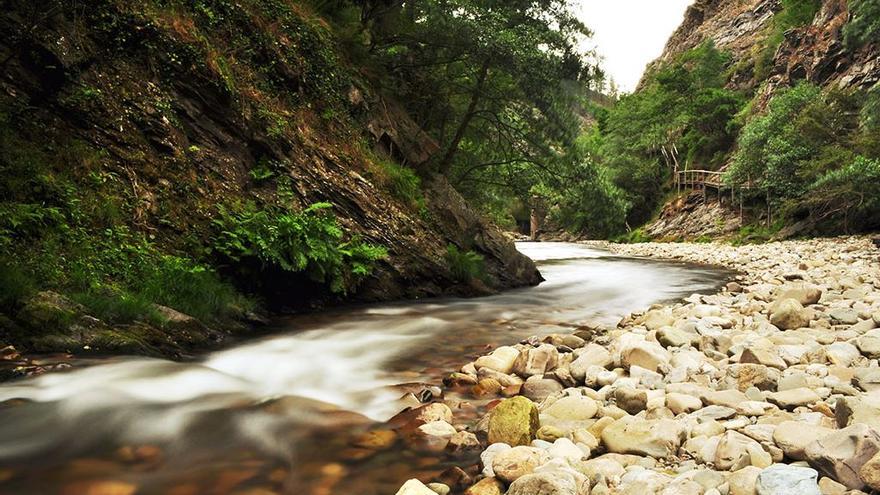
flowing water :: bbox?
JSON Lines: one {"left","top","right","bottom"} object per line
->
{"left": 0, "top": 243, "right": 728, "bottom": 495}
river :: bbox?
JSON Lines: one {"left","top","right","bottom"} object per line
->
{"left": 0, "top": 242, "right": 728, "bottom": 495}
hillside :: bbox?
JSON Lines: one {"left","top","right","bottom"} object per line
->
{"left": 609, "top": 0, "right": 880, "bottom": 240}
{"left": 0, "top": 1, "right": 541, "bottom": 357}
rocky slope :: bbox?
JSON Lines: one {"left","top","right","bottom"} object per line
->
{"left": 0, "top": 1, "right": 540, "bottom": 356}
{"left": 638, "top": 0, "right": 879, "bottom": 241}
{"left": 390, "top": 236, "right": 880, "bottom": 495}
{"left": 650, "top": 0, "right": 879, "bottom": 95}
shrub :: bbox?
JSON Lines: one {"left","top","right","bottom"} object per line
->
{"left": 71, "top": 290, "right": 165, "bottom": 327}
{"left": 212, "top": 202, "right": 387, "bottom": 293}
{"left": 612, "top": 228, "right": 651, "bottom": 244}
{"left": 844, "top": 0, "right": 880, "bottom": 49}
{"left": 139, "top": 256, "right": 251, "bottom": 322}
{"left": 445, "top": 244, "right": 487, "bottom": 283}
{"left": 804, "top": 156, "right": 880, "bottom": 230}
{"left": 0, "top": 262, "right": 36, "bottom": 312}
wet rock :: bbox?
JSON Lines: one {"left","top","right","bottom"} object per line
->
{"left": 601, "top": 416, "right": 686, "bottom": 459}
{"left": 770, "top": 299, "right": 811, "bottom": 330}
{"left": 415, "top": 403, "right": 454, "bottom": 424}
{"left": 756, "top": 464, "right": 821, "bottom": 495}
{"left": 395, "top": 479, "right": 439, "bottom": 495}
{"left": 487, "top": 397, "right": 539, "bottom": 447}
{"left": 472, "top": 378, "right": 503, "bottom": 397}
{"left": 464, "top": 477, "right": 504, "bottom": 495}
{"left": 804, "top": 423, "right": 880, "bottom": 490}
{"left": 446, "top": 431, "right": 480, "bottom": 454}
{"left": 351, "top": 430, "right": 397, "bottom": 450}
{"left": 491, "top": 446, "right": 550, "bottom": 483}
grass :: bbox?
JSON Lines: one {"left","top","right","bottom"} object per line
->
{"left": 445, "top": 244, "right": 488, "bottom": 283}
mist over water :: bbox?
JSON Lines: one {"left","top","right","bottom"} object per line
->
{"left": 0, "top": 242, "right": 727, "bottom": 493}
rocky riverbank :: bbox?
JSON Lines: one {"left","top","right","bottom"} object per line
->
{"left": 392, "top": 236, "right": 880, "bottom": 495}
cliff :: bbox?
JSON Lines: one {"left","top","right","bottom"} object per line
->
{"left": 650, "top": 0, "right": 879, "bottom": 95}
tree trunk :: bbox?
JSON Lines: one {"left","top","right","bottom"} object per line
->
{"left": 437, "top": 59, "right": 491, "bottom": 175}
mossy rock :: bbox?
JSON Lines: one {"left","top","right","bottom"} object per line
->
{"left": 488, "top": 396, "right": 540, "bottom": 447}
{"left": 16, "top": 291, "right": 82, "bottom": 334}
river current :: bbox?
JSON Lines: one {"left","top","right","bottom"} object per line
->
{"left": 0, "top": 242, "right": 727, "bottom": 494}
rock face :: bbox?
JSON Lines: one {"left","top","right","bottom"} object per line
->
{"left": 648, "top": 0, "right": 879, "bottom": 95}
{"left": 487, "top": 397, "right": 540, "bottom": 447}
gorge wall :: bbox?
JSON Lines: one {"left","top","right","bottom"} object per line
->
{"left": 0, "top": 1, "right": 540, "bottom": 356}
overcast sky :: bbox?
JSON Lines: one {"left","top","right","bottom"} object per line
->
{"left": 575, "top": 0, "right": 694, "bottom": 93}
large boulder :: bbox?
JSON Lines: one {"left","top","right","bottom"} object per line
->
{"left": 770, "top": 299, "right": 811, "bottom": 330}
{"left": 488, "top": 397, "right": 539, "bottom": 446}
{"left": 756, "top": 464, "right": 821, "bottom": 495}
{"left": 600, "top": 416, "right": 686, "bottom": 459}
{"left": 804, "top": 423, "right": 880, "bottom": 490}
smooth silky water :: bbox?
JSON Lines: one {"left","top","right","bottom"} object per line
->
{"left": 0, "top": 243, "right": 728, "bottom": 494}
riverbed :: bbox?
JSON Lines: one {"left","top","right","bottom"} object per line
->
{"left": 0, "top": 243, "right": 728, "bottom": 494}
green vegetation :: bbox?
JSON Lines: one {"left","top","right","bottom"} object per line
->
{"left": 844, "top": 0, "right": 880, "bottom": 49}
{"left": 445, "top": 245, "right": 487, "bottom": 284}
{"left": 212, "top": 203, "right": 387, "bottom": 294}
{"left": 726, "top": 82, "right": 880, "bottom": 231}
{"left": 596, "top": 42, "right": 745, "bottom": 226}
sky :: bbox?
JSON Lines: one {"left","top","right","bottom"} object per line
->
{"left": 575, "top": 0, "right": 695, "bottom": 93}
